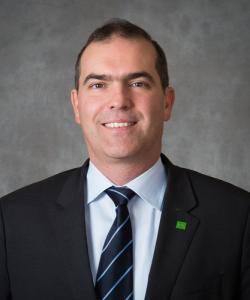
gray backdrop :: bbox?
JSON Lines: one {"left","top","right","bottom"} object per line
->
{"left": 0, "top": 0, "right": 249, "bottom": 196}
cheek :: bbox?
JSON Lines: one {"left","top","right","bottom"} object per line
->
{"left": 144, "top": 102, "right": 166, "bottom": 122}
{"left": 78, "top": 99, "right": 101, "bottom": 121}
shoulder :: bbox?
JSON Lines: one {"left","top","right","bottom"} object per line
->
{"left": 0, "top": 167, "right": 82, "bottom": 208}
{"left": 184, "top": 167, "right": 249, "bottom": 196}
{"left": 182, "top": 166, "right": 250, "bottom": 208}
{"left": 162, "top": 152, "right": 250, "bottom": 213}
{"left": 162, "top": 154, "right": 249, "bottom": 202}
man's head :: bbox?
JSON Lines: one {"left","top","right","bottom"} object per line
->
{"left": 71, "top": 19, "right": 175, "bottom": 179}
{"left": 74, "top": 19, "right": 169, "bottom": 91}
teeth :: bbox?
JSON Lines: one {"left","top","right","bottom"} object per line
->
{"left": 105, "top": 122, "right": 134, "bottom": 128}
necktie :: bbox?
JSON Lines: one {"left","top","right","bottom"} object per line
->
{"left": 95, "top": 186, "right": 135, "bottom": 300}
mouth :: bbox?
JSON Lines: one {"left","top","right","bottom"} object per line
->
{"left": 103, "top": 122, "right": 136, "bottom": 128}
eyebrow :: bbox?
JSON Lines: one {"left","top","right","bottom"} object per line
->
{"left": 125, "top": 72, "right": 155, "bottom": 84}
{"left": 83, "top": 74, "right": 112, "bottom": 85}
{"left": 83, "top": 71, "right": 155, "bottom": 85}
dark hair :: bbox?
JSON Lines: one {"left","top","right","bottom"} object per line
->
{"left": 74, "top": 19, "right": 169, "bottom": 90}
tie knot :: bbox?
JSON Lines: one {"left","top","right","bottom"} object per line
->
{"left": 105, "top": 186, "right": 135, "bottom": 206}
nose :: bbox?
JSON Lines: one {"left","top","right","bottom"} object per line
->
{"left": 109, "top": 84, "right": 132, "bottom": 110}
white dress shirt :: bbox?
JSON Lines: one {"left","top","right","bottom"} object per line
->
{"left": 85, "top": 158, "right": 167, "bottom": 300}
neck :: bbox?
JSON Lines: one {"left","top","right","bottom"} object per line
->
{"left": 89, "top": 155, "right": 161, "bottom": 186}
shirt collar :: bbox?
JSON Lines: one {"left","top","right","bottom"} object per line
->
{"left": 86, "top": 158, "right": 167, "bottom": 211}
{"left": 86, "top": 162, "right": 113, "bottom": 204}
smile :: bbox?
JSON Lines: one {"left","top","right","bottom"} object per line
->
{"left": 104, "top": 122, "right": 135, "bottom": 128}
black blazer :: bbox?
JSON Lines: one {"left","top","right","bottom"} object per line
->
{"left": 1, "top": 155, "right": 250, "bottom": 300}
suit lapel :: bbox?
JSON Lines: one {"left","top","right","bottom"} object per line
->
{"left": 51, "top": 160, "right": 97, "bottom": 300}
{"left": 145, "top": 155, "right": 200, "bottom": 300}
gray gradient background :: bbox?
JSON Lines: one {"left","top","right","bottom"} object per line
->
{"left": 0, "top": 0, "right": 249, "bottom": 196}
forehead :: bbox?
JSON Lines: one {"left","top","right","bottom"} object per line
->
{"left": 80, "top": 36, "right": 158, "bottom": 76}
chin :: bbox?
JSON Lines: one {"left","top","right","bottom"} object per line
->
{"left": 105, "top": 150, "right": 143, "bottom": 162}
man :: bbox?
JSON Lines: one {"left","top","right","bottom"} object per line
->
{"left": 0, "top": 19, "right": 249, "bottom": 300}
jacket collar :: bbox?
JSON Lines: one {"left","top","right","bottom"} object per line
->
{"left": 145, "top": 154, "right": 200, "bottom": 300}
{"left": 56, "top": 159, "right": 89, "bottom": 207}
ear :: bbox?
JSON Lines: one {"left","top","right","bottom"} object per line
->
{"left": 70, "top": 89, "right": 81, "bottom": 124}
{"left": 163, "top": 86, "right": 175, "bottom": 122}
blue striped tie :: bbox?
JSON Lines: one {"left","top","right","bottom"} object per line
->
{"left": 95, "top": 186, "right": 135, "bottom": 300}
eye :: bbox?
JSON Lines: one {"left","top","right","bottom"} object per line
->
{"left": 89, "top": 82, "right": 105, "bottom": 89}
{"left": 129, "top": 81, "right": 150, "bottom": 88}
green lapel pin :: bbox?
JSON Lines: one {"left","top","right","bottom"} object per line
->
{"left": 176, "top": 220, "right": 187, "bottom": 231}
